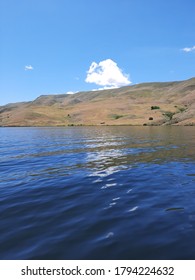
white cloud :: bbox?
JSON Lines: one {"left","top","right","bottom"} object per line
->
{"left": 85, "top": 59, "right": 131, "bottom": 89}
{"left": 25, "top": 65, "right": 34, "bottom": 71}
{"left": 66, "top": 91, "right": 75, "bottom": 95}
{"left": 182, "top": 46, "right": 195, "bottom": 52}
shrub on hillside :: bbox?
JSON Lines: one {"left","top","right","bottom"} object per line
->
{"left": 151, "top": 106, "right": 160, "bottom": 110}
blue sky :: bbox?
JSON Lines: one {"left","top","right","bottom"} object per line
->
{"left": 0, "top": 0, "right": 194, "bottom": 105}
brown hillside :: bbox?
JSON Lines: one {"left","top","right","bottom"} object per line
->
{"left": 0, "top": 78, "right": 195, "bottom": 126}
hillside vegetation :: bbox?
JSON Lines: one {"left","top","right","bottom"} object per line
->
{"left": 0, "top": 78, "right": 195, "bottom": 126}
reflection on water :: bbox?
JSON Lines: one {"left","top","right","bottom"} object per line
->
{"left": 0, "top": 126, "right": 195, "bottom": 259}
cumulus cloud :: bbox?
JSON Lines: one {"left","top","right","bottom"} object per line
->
{"left": 85, "top": 59, "right": 131, "bottom": 89}
{"left": 182, "top": 46, "right": 195, "bottom": 52}
{"left": 25, "top": 65, "right": 34, "bottom": 71}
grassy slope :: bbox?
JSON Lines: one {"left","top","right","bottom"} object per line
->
{"left": 0, "top": 78, "right": 195, "bottom": 126}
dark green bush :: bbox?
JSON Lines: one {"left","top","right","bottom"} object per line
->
{"left": 151, "top": 106, "right": 160, "bottom": 110}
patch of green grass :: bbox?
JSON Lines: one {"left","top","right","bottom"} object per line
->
{"left": 164, "top": 111, "right": 176, "bottom": 120}
{"left": 178, "top": 107, "right": 186, "bottom": 113}
{"left": 111, "top": 114, "right": 124, "bottom": 120}
{"left": 26, "top": 112, "right": 44, "bottom": 119}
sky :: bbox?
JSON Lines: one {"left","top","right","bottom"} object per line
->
{"left": 0, "top": 0, "right": 195, "bottom": 105}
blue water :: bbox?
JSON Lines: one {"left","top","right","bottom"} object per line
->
{"left": 0, "top": 126, "right": 195, "bottom": 260}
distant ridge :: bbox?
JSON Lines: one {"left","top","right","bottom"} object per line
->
{"left": 0, "top": 78, "right": 195, "bottom": 126}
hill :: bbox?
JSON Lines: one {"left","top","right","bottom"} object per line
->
{"left": 0, "top": 78, "right": 195, "bottom": 126}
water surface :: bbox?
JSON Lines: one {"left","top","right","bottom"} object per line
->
{"left": 0, "top": 126, "right": 195, "bottom": 259}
